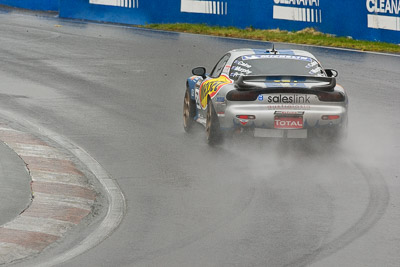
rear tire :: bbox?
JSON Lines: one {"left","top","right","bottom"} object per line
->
{"left": 183, "top": 89, "right": 196, "bottom": 133}
{"left": 206, "top": 99, "right": 222, "bottom": 145}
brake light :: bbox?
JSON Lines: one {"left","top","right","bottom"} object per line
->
{"left": 226, "top": 90, "right": 259, "bottom": 101}
{"left": 322, "top": 115, "right": 340, "bottom": 120}
{"left": 236, "top": 115, "right": 256, "bottom": 120}
{"left": 317, "top": 91, "right": 345, "bottom": 102}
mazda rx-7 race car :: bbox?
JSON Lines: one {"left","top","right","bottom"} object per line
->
{"left": 183, "top": 48, "right": 348, "bottom": 145}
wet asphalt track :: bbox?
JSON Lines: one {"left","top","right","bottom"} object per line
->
{"left": 0, "top": 9, "right": 399, "bottom": 267}
{"left": 0, "top": 141, "right": 31, "bottom": 227}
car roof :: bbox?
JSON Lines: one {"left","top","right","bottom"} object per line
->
{"left": 228, "top": 48, "right": 318, "bottom": 60}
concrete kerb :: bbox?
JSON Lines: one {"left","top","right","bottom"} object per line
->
{"left": 0, "top": 110, "right": 125, "bottom": 266}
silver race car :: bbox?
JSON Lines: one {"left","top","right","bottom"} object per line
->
{"left": 183, "top": 47, "right": 348, "bottom": 145}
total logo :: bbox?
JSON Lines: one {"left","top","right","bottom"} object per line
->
{"left": 274, "top": 117, "right": 304, "bottom": 128}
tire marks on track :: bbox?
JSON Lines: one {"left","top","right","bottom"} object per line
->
{"left": 285, "top": 161, "right": 390, "bottom": 267}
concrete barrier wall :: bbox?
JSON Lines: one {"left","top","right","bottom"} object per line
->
{"left": 3, "top": 1, "right": 400, "bottom": 43}
{"left": 0, "top": 0, "right": 59, "bottom": 11}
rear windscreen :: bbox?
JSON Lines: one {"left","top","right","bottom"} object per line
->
{"left": 229, "top": 54, "right": 325, "bottom": 80}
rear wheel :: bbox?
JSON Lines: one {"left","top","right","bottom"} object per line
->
{"left": 206, "top": 99, "right": 222, "bottom": 145}
{"left": 183, "top": 90, "right": 196, "bottom": 132}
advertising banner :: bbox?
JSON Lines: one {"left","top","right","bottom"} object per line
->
{"left": 60, "top": 0, "right": 399, "bottom": 43}
{"left": 2, "top": 0, "right": 399, "bottom": 43}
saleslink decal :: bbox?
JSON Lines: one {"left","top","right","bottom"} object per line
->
{"left": 200, "top": 75, "right": 232, "bottom": 109}
{"left": 267, "top": 94, "right": 311, "bottom": 104}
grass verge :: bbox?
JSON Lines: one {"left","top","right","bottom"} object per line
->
{"left": 143, "top": 23, "right": 400, "bottom": 54}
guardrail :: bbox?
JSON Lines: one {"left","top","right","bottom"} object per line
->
{"left": 2, "top": 0, "right": 400, "bottom": 44}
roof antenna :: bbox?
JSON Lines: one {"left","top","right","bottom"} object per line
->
{"left": 270, "top": 44, "right": 277, "bottom": 54}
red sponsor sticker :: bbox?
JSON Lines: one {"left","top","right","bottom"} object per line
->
{"left": 274, "top": 116, "right": 303, "bottom": 129}
{"left": 239, "top": 120, "right": 248, "bottom": 126}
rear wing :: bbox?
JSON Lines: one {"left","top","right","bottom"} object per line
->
{"left": 235, "top": 75, "right": 336, "bottom": 92}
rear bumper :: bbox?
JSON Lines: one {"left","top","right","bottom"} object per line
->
{"left": 215, "top": 102, "right": 347, "bottom": 138}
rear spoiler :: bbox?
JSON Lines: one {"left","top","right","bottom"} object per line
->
{"left": 235, "top": 75, "right": 336, "bottom": 92}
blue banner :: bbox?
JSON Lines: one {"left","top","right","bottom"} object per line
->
{"left": 2, "top": 0, "right": 400, "bottom": 43}
{"left": 0, "top": 0, "right": 58, "bottom": 11}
